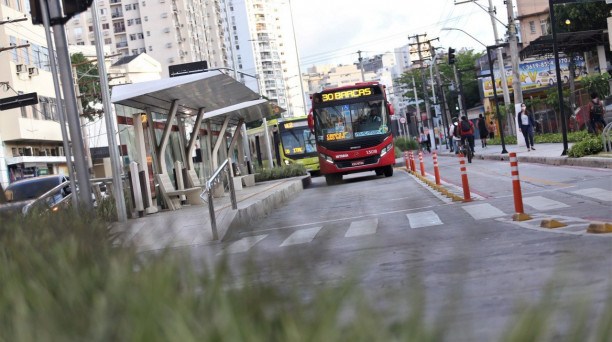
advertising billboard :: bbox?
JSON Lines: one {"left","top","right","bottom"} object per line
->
{"left": 481, "top": 56, "right": 585, "bottom": 97}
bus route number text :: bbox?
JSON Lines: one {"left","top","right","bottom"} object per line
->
{"left": 322, "top": 88, "right": 372, "bottom": 102}
{"left": 326, "top": 132, "right": 347, "bottom": 141}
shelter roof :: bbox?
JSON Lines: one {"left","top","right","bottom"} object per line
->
{"left": 520, "top": 29, "right": 608, "bottom": 60}
{"left": 111, "top": 69, "right": 280, "bottom": 124}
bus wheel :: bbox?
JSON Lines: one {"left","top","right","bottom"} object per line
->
{"left": 325, "top": 174, "right": 342, "bottom": 186}
{"left": 383, "top": 165, "right": 394, "bottom": 177}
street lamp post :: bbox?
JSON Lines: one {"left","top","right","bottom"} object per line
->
{"left": 441, "top": 28, "right": 508, "bottom": 154}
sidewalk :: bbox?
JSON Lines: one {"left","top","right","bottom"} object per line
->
{"left": 433, "top": 141, "right": 612, "bottom": 169}
{"left": 113, "top": 176, "right": 311, "bottom": 252}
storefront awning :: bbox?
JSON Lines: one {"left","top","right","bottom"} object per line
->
{"left": 520, "top": 29, "right": 608, "bottom": 60}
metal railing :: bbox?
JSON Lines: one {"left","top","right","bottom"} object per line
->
{"left": 201, "top": 158, "right": 236, "bottom": 240}
{"left": 22, "top": 181, "right": 72, "bottom": 215}
{"left": 602, "top": 122, "right": 612, "bottom": 152}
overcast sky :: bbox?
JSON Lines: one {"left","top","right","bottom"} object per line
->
{"left": 291, "top": 0, "right": 512, "bottom": 69}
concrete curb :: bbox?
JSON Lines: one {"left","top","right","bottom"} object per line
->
{"left": 436, "top": 151, "right": 612, "bottom": 169}
{"left": 222, "top": 175, "right": 311, "bottom": 241}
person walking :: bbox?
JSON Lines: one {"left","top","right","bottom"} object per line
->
{"left": 587, "top": 92, "right": 607, "bottom": 134}
{"left": 477, "top": 113, "right": 489, "bottom": 148}
{"left": 517, "top": 103, "right": 536, "bottom": 151}
{"left": 487, "top": 120, "right": 496, "bottom": 139}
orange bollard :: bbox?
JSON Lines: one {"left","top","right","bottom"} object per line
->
{"left": 458, "top": 153, "right": 471, "bottom": 202}
{"left": 410, "top": 151, "right": 416, "bottom": 172}
{"left": 418, "top": 151, "right": 426, "bottom": 176}
{"left": 433, "top": 151, "right": 441, "bottom": 185}
{"left": 404, "top": 151, "right": 409, "bottom": 169}
{"left": 510, "top": 153, "right": 524, "bottom": 213}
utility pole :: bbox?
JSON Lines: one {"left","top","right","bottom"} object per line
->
{"left": 505, "top": 0, "right": 523, "bottom": 105}
{"left": 46, "top": 0, "right": 94, "bottom": 209}
{"left": 432, "top": 49, "right": 450, "bottom": 149}
{"left": 357, "top": 50, "right": 365, "bottom": 82}
{"left": 408, "top": 34, "right": 437, "bottom": 134}
{"left": 411, "top": 76, "right": 420, "bottom": 136}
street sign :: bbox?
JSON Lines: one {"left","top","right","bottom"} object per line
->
{"left": 0, "top": 92, "right": 38, "bottom": 111}
{"left": 399, "top": 117, "right": 406, "bottom": 124}
{"left": 169, "top": 61, "right": 209, "bottom": 77}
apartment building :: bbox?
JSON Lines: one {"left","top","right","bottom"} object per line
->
{"left": 64, "top": 0, "right": 228, "bottom": 78}
{"left": 0, "top": 1, "right": 69, "bottom": 186}
{"left": 225, "top": 0, "right": 304, "bottom": 117}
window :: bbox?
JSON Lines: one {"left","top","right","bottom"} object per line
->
{"left": 74, "top": 27, "right": 83, "bottom": 38}
{"left": 129, "top": 34, "right": 137, "bottom": 41}
{"left": 144, "top": 16, "right": 148, "bottom": 21}
{"left": 9, "top": 36, "right": 18, "bottom": 63}
{"left": 88, "top": 25, "right": 93, "bottom": 32}
{"left": 102, "top": 23, "right": 110, "bottom": 29}
{"left": 135, "top": 18, "right": 141, "bottom": 24}
{"left": 125, "top": 4, "right": 131, "bottom": 10}
{"left": 148, "top": 46, "right": 152, "bottom": 51}
{"left": 137, "top": 32, "right": 143, "bottom": 39}
{"left": 20, "top": 39, "right": 30, "bottom": 64}
{"left": 540, "top": 19, "right": 548, "bottom": 35}
{"left": 104, "top": 38, "right": 112, "bottom": 44}
{"left": 132, "top": 49, "right": 138, "bottom": 54}
{"left": 139, "top": 47, "right": 146, "bottom": 53}
{"left": 142, "top": 1, "right": 145, "bottom": 6}
{"left": 146, "top": 31, "right": 150, "bottom": 36}
{"left": 31, "top": 44, "right": 41, "bottom": 68}
{"left": 529, "top": 21, "right": 536, "bottom": 34}
{"left": 127, "top": 19, "right": 134, "bottom": 26}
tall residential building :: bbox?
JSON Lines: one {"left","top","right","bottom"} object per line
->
{"left": 0, "top": 1, "right": 69, "bottom": 186}
{"left": 224, "top": 0, "right": 305, "bottom": 117}
{"left": 64, "top": 0, "right": 229, "bottom": 78}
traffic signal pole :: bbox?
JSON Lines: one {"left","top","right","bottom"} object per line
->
{"left": 48, "top": 0, "right": 93, "bottom": 209}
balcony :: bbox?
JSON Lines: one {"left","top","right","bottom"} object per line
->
{"left": 116, "top": 41, "right": 128, "bottom": 48}
{"left": 114, "top": 27, "right": 126, "bottom": 33}
{"left": 110, "top": 0, "right": 121, "bottom": 3}
{"left": 111, "top": 12, "right": 123, "bottom": 19}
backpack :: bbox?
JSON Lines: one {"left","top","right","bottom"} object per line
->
{"left": 460, "top": 120, "right": 471, "bottom": 133}
{"left": 591, "top": 102, "right": 604, "bottom": 117}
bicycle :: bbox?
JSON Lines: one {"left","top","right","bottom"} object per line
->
{"left": 457, "top": 141, "right": 473, "bottom": 163}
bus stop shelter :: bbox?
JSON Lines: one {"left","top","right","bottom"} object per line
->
{"left": 111, "top": 69, "right": 276, "bottom": 212}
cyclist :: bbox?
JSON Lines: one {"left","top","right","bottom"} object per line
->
{"left": 459, "top": 116, "right": 475, "bottom": 158}
{"left": 588, "top": 92, "right": 607, "bottom": 134}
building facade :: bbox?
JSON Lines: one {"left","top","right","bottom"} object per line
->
{"left": 64, "top": 0, "right": 229, "bottom": 78}
{"left": 0, "top": 1, "right": 69, "bottom": 187}
{"left": 225, "top": 0, "right": 304, "bottom": 117}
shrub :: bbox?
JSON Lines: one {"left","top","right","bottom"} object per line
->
{"left": 394, "top": 136, "right": 419, "bottom": 151}
{"left": 488, "top": 135, "right": 517, "bottom": 145}
{"left": 567, "top": 135, "right": 604, "bottom": 158}
{"left": 255, "top": 164, "right": 307, "bottom": 182}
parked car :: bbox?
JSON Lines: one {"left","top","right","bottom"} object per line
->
{"left": 0, "top": 175, "right": 71, "bottom": 218}
{"left": 536, "top": 71, "right": 556, "bottom": 87}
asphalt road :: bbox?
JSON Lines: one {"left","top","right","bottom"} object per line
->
{"left": 188, "top": 161, "right": 612, "bottom": 340}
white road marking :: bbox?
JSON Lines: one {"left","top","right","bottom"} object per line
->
{"left": 279, "top": 227, "right": 322, "bottom": 247}
{"left": 222, "top": 234, "right": 267, "bottom": 254}
{"left": 345, "top": 219, "right": 378, "bottom": 237}
{"left": 571, "top": 188, "right": 612, "bottom": 202}
{"left": 462, "top": 203, "right": 506, "bottom": 220}
{"left": 523, "top": 196, "right": 569, "bottom": 211}
{"left": 406, "top": 211, "right": 443, "bottom": 228}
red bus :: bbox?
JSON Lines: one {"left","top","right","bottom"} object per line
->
{"left": 308, "top": 82, "right": 396, "bottom": 185}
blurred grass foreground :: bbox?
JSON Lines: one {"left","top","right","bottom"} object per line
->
{"left": 1, "top": 211, "right": 611, "bottom": 341}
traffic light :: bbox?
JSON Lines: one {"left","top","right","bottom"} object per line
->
{"left": 448, "top": 47, "right": 456, "bottom": 65}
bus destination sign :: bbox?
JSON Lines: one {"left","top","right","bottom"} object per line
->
{"left": 321, "top": 87, "right": 372, "bottom": 102}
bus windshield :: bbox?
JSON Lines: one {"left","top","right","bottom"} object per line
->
{"left": 313, "top": 100, "right": 388, "bottom": 143}
{"left": 280, "top": 125, "right": 316, "bottom": 156}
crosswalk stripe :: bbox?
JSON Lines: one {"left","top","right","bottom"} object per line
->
{"left": 523, "top": 196, "right": 569, "bottom": 211}
{"left": 406, "top": 211, "right": 443, "bottom": 228}
{"left": 345, "top": 219, "right": 378, "bottom": 237}
{"left": 462, "top": 203, "right": 506, "bottom": 220}
{"left": 571, "top": 188, "right": 612, "bottom": 202}
{"left": 223, "top": 234, "right": 267, "bottom": 254}
{"left": 279, "top": 227, "right": 322, "bottom": 247}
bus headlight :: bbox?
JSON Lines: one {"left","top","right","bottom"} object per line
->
{"left": 319, "top": 153, "right": 334, "bottom": 164}
{"left": 284, "top": 159, "right": 290, "bottom": 165}
{"left": 380, "top": 143, "right": 393, "bottom": 157}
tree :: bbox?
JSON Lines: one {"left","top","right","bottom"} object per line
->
{"left": 553, "top": 2, "right": 610, "bottom": 33}
{"left": 70, "top": 52, "right": 103, "bottom": 121}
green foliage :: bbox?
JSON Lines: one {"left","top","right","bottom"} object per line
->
{"left": 567, "top": 134, "right": 604, "bottom": 158}
{"left": 488, "top": 131, "right": 592, "bottom": 145}
{"left": 254, "top": 164, "right": 307, "bottom": 182}
{"left": 71, "top": 52, "right": 102, "bottom": 121}
{"left": 1, "top": 211, "right": 611, "bottom": 340}
{"left": 488, "top": 135, "right": 517, "bottom": 145}
{"left": 554, "top": 2, "right": 610, "bottom": 33}
{"left": 394, "top": 136, "right": 420, "bottom": 151}
{"left": 579, "top": 73, "right": 611, "bottom": 99}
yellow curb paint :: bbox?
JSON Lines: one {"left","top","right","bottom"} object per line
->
{"left": 540, "top": 219, "right": 567, "bottom": 229}
{"left": 586, "top": 222, "right": 612, "bottom": 234}
{"left": 512, "top": 213, "right": 532, "bottom": 221}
